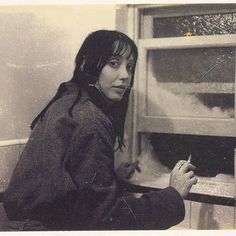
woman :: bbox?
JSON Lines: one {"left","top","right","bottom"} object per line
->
{"left": 3, "top": 30, "right": 197, "bottom": 230}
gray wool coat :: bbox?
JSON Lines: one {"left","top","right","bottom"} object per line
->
{"left": 3, "top": 81, "right": 185, "bottom": 230}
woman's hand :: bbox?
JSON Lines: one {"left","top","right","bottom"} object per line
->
{"left": 116, "top": 160, "right": 141, "bottom": 181}
{"left": 169, "top": 160, "right": 198, "bottom": 199}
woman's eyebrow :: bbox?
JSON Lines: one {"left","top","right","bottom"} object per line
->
{"left": 128, "top": 59, "right": 135, "bottom": 63}
{"left": 110, "top": 54, "right": 134, "bottom": 62}
{"left": 126, "top": 57, "right": 135, "bottom": 64}
{"left": 109, "top": 55, "right": 121, "bottom": 60}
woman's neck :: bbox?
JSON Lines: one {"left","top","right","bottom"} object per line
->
{"left": 93, "top": 82, "right": 114, "bottom": 105}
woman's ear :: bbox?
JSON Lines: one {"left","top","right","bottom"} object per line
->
{"left": 80, "top": 58, "right": 86, "bottom": 72}
{"left": 94, "top": 80, "right": 100, "bottom": 90}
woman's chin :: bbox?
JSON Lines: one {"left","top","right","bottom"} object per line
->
{"left": 106, "top": 92, "right": 124, "bottom": 102}
{"left": 110, "top": 95, "right": 123, "bottom": 102}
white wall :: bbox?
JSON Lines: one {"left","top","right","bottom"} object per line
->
{"left": 0, "top": 5, "right": 116, "bottom": 141}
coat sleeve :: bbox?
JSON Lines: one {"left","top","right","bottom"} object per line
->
{"left": 68, "top": 125, "right": 185, "bottom": 230}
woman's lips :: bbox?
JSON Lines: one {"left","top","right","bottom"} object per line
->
{"left": 113, "top": 85, "right": 126, "bottom": 89}
{"left": 112, "top": 85, "right": 126, "bottom": 94}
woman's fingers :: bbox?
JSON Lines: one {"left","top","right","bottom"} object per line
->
{"left": 170, "top": 160, "right": 198, "bottom": 198}
{"left": 126, "top": 169, "right": 135, "bottom": 179}
{"left": 179, "top": 161, "right": 196, "bottom": 173}
{"left": 127, "top": 161, "right": 141, "bottom": 177}
{"left": 173, "top": 160, "right": 186, "bottom": 171}
{"left": 116, "top": 161, "right": 141, "bottom": 180}
{"left": 185, "top": 170, "right": 194, "bottom": 179}
{"left": 190, "top": 176, "right": 198, "bottom": 185}
{"left": 185, "top": 171, "right": 198, "bottom": 185}
{"left": 133, "top": 160, "right": 141, "bottom": 173}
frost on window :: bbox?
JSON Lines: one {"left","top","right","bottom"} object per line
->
{"left": 146, "top": 47, "right": 235, "bottom": 119}
{"left": 146, "top": 12, "right": 236, "bottom": 119}
{"left": 153, "top": 12, "right": 236, "bottom": 38}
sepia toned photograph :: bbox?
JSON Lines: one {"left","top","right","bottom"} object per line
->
{"left": 0, "top": 1, "right": 235, "bottom": 233}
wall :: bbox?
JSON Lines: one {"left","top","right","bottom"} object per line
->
{"left": 0, "top": 5, "right": 116, "bottom": 141}
{"left": 0, "top": 4, "right": 116, "bottom": 191}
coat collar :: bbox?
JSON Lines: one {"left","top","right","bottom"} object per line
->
{"left": 62, "top": 81, "right": 113, "bottom": 117}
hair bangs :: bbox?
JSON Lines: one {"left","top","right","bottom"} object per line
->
{"left": 112, "top": 40, "right": 133, "bottom": 59}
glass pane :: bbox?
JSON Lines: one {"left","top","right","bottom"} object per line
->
{"left": 147, "top": 47, "right": 235, "bottom": 118}
{"left": 153, "top": 12, "right": 236, "bottom": 38}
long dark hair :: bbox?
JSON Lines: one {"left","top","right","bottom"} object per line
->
{"left": 31, "top": 30, "right": 138, "bottom": 150}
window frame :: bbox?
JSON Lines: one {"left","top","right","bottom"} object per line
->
{"left": 137, "top": 5, "right": 236, "bottom": 137}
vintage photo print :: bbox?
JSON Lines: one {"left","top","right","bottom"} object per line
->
{"left": 0, "top": 1, "right": 235, "bottom": 235}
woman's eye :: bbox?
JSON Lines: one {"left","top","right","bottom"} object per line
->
{"left": 108, "top": 60, "right": 120, "bottom": 68}
{"left": 127, "top": 64, "right": 134, "bottom": 72}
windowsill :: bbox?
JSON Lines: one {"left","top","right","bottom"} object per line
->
{"left": 129, "top": 150, "right": 235, "bottom": 206}
{"left": 131, "top": 171, "right": 234, "bottom": 199}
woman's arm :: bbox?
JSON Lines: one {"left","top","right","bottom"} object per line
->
{"left": 3, "top": 108, "right": 185, "bottom": 230}
{"left": 69, "top": 125, "right": 185, "bottom": 230}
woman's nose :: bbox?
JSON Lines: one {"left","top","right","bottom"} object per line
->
{"left": 119, "top": 65, "right": 129, "bottom": 80}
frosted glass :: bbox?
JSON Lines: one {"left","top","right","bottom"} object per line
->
{"left": 147, "top": 47, "right": 235, "bottom": 118}
{"left": 153, "top": 12, "right": 236, "bottom": 38}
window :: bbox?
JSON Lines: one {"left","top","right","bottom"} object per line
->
{"left": 137, "top": 4, "right": 236, "bottom": 137}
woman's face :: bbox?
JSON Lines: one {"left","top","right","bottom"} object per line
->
{"left": 95, "top": 53, "right": 135, "bottom": 102}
